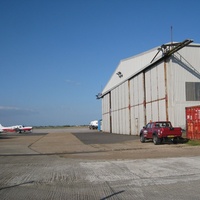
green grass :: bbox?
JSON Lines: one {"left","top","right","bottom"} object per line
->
{"left": 187, "top": 140, "right": 200, "bottom": 146}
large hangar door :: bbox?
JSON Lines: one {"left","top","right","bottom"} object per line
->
{"left": 129, "top": 73, "right": 146, "bottom": 135}
{"left": 110, "top": 83, "right": 130, "bottom": 135}
{"left": 102, "top": 92, "right": 112, "bottom": 133}
{"left": 145, "top": 63, "right": 167, "bottom": 122}
{"left": 109, "top": 92, "right": 112, "bottom": 133}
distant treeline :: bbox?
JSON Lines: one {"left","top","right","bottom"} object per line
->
{"left": 33, "top": 125, "right": 88, "bottom": 129}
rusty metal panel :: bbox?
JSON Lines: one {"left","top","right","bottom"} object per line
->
{"left": 146, "top": 103, "right": 152, "bottom": 123}
{"left": 138, "top": 104, "right": 145, "bottom": 129}
{"left": 151, "top": 67, "right": 158, "bottom": 101}
{"left": 111, "top": 87, "right": 117, "bottom": 114}
{"left": 121, "top": 82, "right": 130, "bottom": 135}
{"left": 130, "top": 74, "right": 146, "bottom": 134}
{"left": 110, "top": 82, "right": 130, "bottom": 135}
{"left": 133, "top": 76, "right": 139, "bottom": 105}
{"left": 131, "top": 105, "right": 145, "bottom": 135}
{"left": 145, "top": 100, "right": 166, "bottom": 123}
{"left": 124, "top": 82, "right": 130, "bottom": 135}
{"left": 130, "top": 106, "right": 138, "bottom": 135}
{"left": 144, "top": 62, "right": 168, "bottom": 123}
{"left": 186, "top": 106, "right": 200, "bottom": 139}
{"left": 145, "top": 69, "right": 151, "bottom": 102}
{"left": 102, "top": 43, "right": 200, "bottom": 136}
{"left": 145, "top": 67, "right": 159, "bottom": 122}
{"left": 158, "top": 100, "right": 167, "bottom": 120}
{"left": 132, "top": 74, "right": 144, "bottom": 104}
{"left": 129, "top": 78, "right": 134, "bottom": 104}
{"left": 124, "top": 108, "right": 130, "bottom": 135}
{"left": 152, "top": 101, "right": 159, "bottom": 121}
{"left": 138, "top": 73, "right": 145, "bottom": 104}
{"left": 157, "top": 64, "right": 165, "bottom": 99}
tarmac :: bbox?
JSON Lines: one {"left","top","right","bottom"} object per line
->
{"left": 0, "top": 127, "right": 198, "bottom": 159}
{"left": 1, "top": 127, "right": 200, "bottom": 199}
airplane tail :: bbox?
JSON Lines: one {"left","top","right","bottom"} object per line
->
{"left": 0, "top": 124, "right": 3, "bottom": 132}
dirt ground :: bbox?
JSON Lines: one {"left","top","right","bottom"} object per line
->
{"left": 61, "top": 140, "right": 200, "bottom": 160}
{"left": 1, "top": 127, "right": 200, "bottom": 161}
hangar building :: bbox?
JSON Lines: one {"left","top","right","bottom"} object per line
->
{"left": 100, "top": 39, "right": 200, "bottom": 135}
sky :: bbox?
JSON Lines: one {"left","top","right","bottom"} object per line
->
{"left": 0, "top": 0, "right": 200, "bottom": 126}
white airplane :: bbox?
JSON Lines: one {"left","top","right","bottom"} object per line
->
{"left": 0, "top": 124, "right": 32, "bottom": 133}
{"left": 0, "top": 124, "right": 16, "bottom": 133}
{"left": 14, "top": 125, "right": 33, "bottom": 133}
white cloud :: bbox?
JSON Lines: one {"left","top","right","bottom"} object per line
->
{"left": 0, "top": 106, "right": 37, "bottom": 114}
{"left": 0, "top": 106, "right": 20, "bottom": 110}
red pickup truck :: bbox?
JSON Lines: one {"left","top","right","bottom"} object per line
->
{"left": 140, "top": 121, "right": 182, "bottom": 145}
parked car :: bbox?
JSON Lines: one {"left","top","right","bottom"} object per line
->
{"left": 140, "top": 121, "right": 182, "bottom": 145}
{"left": 89, "top": 120, "right": 98, "bottom": 129}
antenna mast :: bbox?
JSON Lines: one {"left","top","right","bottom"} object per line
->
{"left": 171, "top": 26, "right": 173, "bottom": 44}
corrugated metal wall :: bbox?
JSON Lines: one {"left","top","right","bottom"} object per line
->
{"left": 111, "top": 82, "right": 130, "bottom": 135}
{"left": 145, "top": 63, "right": 167, "bottom": 123}
{"left": 102, "top": 45, "right": 200, "bottom": 134}
{"left": 186, "top": 106, "right": 200, "bottom": 139}
{"left": 130, "top": 73, "right": 145, "bottom": 135}
{"left": 102, "top": 63, "right": 168, "bottom": 135}
{"left": 102, "top": 93, "right": 110, "bottom": 132}
{"left": 167, "top": 46, "right": 200, "bottom": 128}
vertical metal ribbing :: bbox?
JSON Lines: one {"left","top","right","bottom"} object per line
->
{"left": 150, "top": 69, "right": 153, "bottom": 120}
{"left": 128, "top": 80, "right": 131, "bottom": 135}
{"left": 143, "top": 71, "right": 147, "bottom": 125}
{"left": 109, "top": 92, "right": 112, "bottom": 133}
{"left": 164, "top": 60, "right": 169, "bottom": 121}
{"left": 156, "top": 66, "right": 160, "bottom": 120}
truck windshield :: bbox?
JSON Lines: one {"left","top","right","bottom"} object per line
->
{"left": 155, "top": 122, "right": 171, "bottom": 128}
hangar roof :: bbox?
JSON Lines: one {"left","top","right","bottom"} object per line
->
{"left": 101, "top": 39, "right": 195, "bottom": 96}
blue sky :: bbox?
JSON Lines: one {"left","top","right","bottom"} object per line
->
{"left": 0, "top": 0, "right": 200, "bottom": 126}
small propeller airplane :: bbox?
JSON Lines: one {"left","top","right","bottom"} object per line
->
{"left": 0, "top": 124, "right": 32, "bottom": 133}
{"left": 0, "top": 124, "right": 16, "bottom": 133}
{"left": 15, "top": 125, "right": 33, "bottom": 133}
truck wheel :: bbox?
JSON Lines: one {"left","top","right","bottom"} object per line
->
{"left": 153, "top": 134, "right": 161, "bottom": 145}
{"left": 172, "top": 137, "right": 178, "bottom": 144}
{"left": 140, "top": 132, "right": 145, "bottom": 143}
